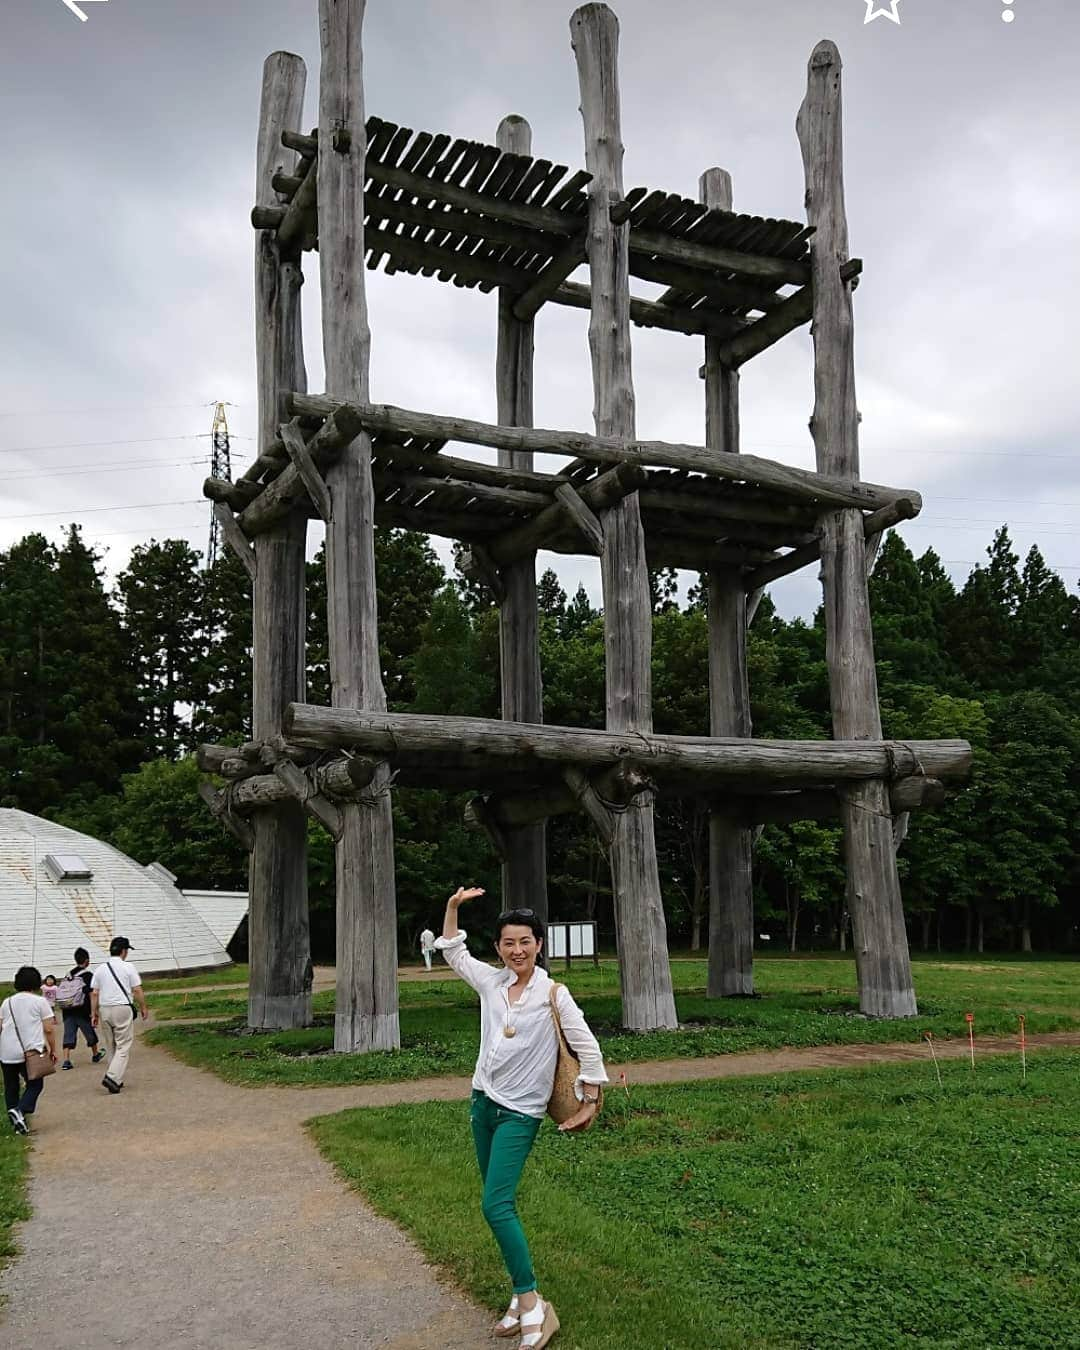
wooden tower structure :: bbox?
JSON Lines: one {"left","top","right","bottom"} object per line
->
{"left": 199, "top": 1, "right": 971, "bottom": 1050}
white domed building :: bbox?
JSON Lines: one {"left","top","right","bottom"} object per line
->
{"left": 0, "top": 808, "right": 243, "bottom": 976}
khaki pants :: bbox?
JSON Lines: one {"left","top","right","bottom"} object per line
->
{"left": 99, "top": 1005, "right": 135, "bottom": 1085}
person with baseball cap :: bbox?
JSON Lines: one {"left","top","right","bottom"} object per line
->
{"left": 89, "top": 938, "right": 149, "bottom": 1094}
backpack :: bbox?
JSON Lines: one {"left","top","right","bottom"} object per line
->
{"left": 56, "top": 973, "right": 86, "bottom": 1010}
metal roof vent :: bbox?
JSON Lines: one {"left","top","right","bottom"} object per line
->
{"left": 44, "top": 852, "right": 93, "bottom": 882}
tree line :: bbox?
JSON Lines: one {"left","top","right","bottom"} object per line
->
{"left": 1, "top": 522, "right": 1077, "bottom": 959}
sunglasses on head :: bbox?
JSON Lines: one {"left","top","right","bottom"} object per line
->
{"left": 497, "top": 908, "right": 537, "bottom": 923}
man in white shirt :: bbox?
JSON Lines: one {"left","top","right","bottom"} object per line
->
{"left": 90, "top": 937, "right": 149, "bottom": 1094}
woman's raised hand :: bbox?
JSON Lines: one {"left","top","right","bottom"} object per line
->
{"left": 449, "top": 886, "right": 485, "bottom": 907}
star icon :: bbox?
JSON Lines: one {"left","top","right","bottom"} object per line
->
{"left": 864, "top": 0, "right": 901, "bottom": 22}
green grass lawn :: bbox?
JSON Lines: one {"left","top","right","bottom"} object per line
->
{"left": 147, "top": 955, "right": 1080, "bottom": 1087}
{"left": 310, "top": 1050, "right": 1080, "bottom": 1350}
{"left": 0, "top": 1133, "right": 30, "bottom": 1281}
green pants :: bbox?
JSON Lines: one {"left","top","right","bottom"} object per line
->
{"left": 470, "top": 1089, "right": 543, "bottom": 1294}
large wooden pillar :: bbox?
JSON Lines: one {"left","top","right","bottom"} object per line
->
{"left": 798, "top": 40, "right": 916, "bottom": 1017}
{"left": 701, "top": 167, "right": 755, "bottom": 998}
{"left": 249, "top": 52, "right": 313, "bottom": 1029}
{"left": 572, "top": 3, "right": 678, "bottom": 1031}
{"left": 319, "top": 0, "right": 400, "bottom": 1050}
{"left": 494, "top": 114, "right": 547, "bottom": 920}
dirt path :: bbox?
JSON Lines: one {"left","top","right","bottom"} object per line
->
{"left": 0, "top": 1037, "right": 492, "bottom": 1349}
{"left": 3, "top": 1029, "right": 1077, "bottom": 1349}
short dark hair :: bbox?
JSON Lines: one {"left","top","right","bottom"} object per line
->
{"left": 494, "top": 909, "right": 547, "bottom": 968}
{"left": 13, "top": 966, "right": 42, "bottom": 992}
{"left": 74, "top": 947, "right": 89, "bottom": 965}
{"left": 109, "top": 938, "right": 128, "bottom": 956}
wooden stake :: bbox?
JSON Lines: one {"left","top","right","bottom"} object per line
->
{"left": 493, "top": 113, "right": 548, "bottom": 920}
{"left": 700, "top": 165, "right": 755, "bottom": 1001}
{"left": 798, "top": 39, "right": 916, "bottom": 1018}
{"left": 319, "top": 0, "right": 399, "bottom": 1052}
{"left": 573, "top": 2, "right": 677, "bottom": 1032}
{"left": 248, "top": 50, "right": 313, "bottom": 1031}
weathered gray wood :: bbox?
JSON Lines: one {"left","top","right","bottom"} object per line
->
{"left": 493, "top": 113, "right": 547, "bottom": 920}
{"left": 554, "top": 278, "right": 746, "bottom": 338}
{"left": 628, "top": 225, "right": 809, "bottom": 286}
{"left": 463, "top": 793, "right": 509, "bottom": 862}
{"left": 205, "top": 477, "right": 261, "bottom": 511}
{"left": 554, "top": 483, "right": 604, "bottom": 554}
{"left": 248, "top": 50, "right": 313, "bottom": 1033}
{"left": 279, "top": 418, "right": 333, "bottom": 522}
{"left": 319, "top": 0, "right": 399, "bottom": 1053}
{"left": 719, "top": 776, "right": 947, "bottom": 826}
{"left": 239, "top": 406, "right": 366, "bottom": 535}
{"left": 460, "top": 545, "right": 507, "bottom": 605}
{"left": 468, "top": 760, "right": 652, "bottom": 829}
{"left": 272, "top": 757, "right": 344, "bottom": 840}
{"left": 373, "top": 470, "right": 550, "bottom": 513}
{"left": 698, "top": 166, "right": 755, "bottom": 1001}
{"left": 284, "top": 706, "right": 974, "bottom": 787}
{"left": 212, "top": 502, "right": 258, "bottom": 582}
{"left": 198, "top": 780, "right": 255, "bottom": 851}
{"left": 573, "top": 2, "right": 677, "bottom": 1033}
{"left": 277, "top": 158, "right": 318, "bottom": 253}
{"left": 562, "top": 765, "right": 620, "bottom": 846}
{"left": 488, "top": 463, "right": 644, "bottom": 566}
{"left": 374, "top": 441, "right": 568, "bottom": 493}
{"left": 289, "top": 394, "right": 923, "bottom": 514}
{"left": 799, "top": 39, "right": 916, "bottom": 1019}
{"left": 743, "top": 496, "right": 919, "bottom": 591}
{"left": 512, "top": 231, "right": 588, "bottom": 320}
{"left": 712, "top": 260, "right": 862, "bottom": 369}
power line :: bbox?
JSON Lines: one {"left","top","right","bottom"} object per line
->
{"left": 0, "top": 433, "right": 253, "bottom": 457}
{"left": 0, "top": 499, "right": 204, "bottom": 522}
{"left": 0, "top": 402, "right": 231, "bottom": 419}
{"left": 0, "top": 457, "right": 210, "bottom": 484}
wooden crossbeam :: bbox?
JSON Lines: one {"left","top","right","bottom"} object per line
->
{"left": 627, "top": 224, "right": 810, "bottom": 286}
{"left": 197, "top": 781, "right": 255, "bottom": 851}
{"left": 743, "top": 495, "right": 919, "bottom": 591}
{"left": 488, "top": 463, "right": 644, "bottom": 566}
{"left": 512, "top": 232, "right": 588, "bottom": 320}
{"left": 289, "top": 394, "right": 923, "bottom": 515}
{"left": 459, "top": 544, "right": 506, "bottom": 603}
{"left": 272, "top": 758, "right": 344, "bottom": 840}
{"left": 283, "top": 706, "right": 974, "bottom": 789}
{"left": 562, "top": 765, "right": 618, "bottom": 846}
{"left": 554, "top": 483, "right": 604, "bottom": 554}
{"left": 280, "top": 418, "right": 332, "bottom": 522}
{"left": 212, "top": 502, "right": 257, "bottom": 582}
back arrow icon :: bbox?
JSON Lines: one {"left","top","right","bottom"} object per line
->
{"left": 60, "top": 0, "right": 108, "bottom": 20}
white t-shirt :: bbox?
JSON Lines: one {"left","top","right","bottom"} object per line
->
{"left": 0, "top": 992, "right": 55, "bottom": 1063}
{"left": 90, "top": 958, "right": 142, "bottom": 1007}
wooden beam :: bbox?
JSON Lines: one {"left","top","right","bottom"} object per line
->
{"left": 468, "top": 760, "right": 652, "bottom": 829}
{"left": 743, "top": 496, "right": 919, "bottom": 591}
{"left": 711, "top": 259, "right": 862, "bottom": 369}
{"left": 212, "top": 502, "right": 258, "bottom": 582}
{"left": 289, "top": 394, "right": 923, "bottom": 514}
{"left": 373, "top": 440, "right": 568, "bottom": 493}
{"left": 279, "top": 418, "right": 332, "bottom": 522}
{"left": 493, "top": 112, "right": 548, "bottom": 919}
{"left": 249, "top": 49, "right": 313, "bottom": 1033}
{"left": 283, "top": 706, "right": 974, "bottom": 787}
{"left": 554, "top": 482, "right": 604, "bottom": 554}
{"left": 512, "top": 231, "right": 588, "bottom": 320}
{"left": 718, "top": 776, "right": 947, "bottom": 826}
{"left": 318, "top": 0, "right": 400, "bottom": 1053}
{"left": 277, "top": 158, "right": 319, "bottom": 254}
{"left": 799, "top": 39, "right": 915, "bottom": 1019}
{"left": 554, "top": 278, "right": 747, "bottom": 339}
{"left": 272, "top": 758, "right": 344, "bottom": 840}
{"left": 462, "top": 794, "right": 509, "bottom": 861}
{"left": 238, "top": 406, "right": 364, "bottom": 536}
{"left": 459, "top": 544, "right": 506, "bottom": 604}
{"left": 488, "top": 463, "right": 644, "bottom": 566}
{"left": 198, "top": 781, "right": 256, "bottom": 850}
{"left": 628, "top": 225, "right": 810, "bottom": 286}
{"left": 562, "top": 764, "right": 619, "bottom": 846}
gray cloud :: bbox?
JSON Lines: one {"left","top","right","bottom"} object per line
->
{"left": 2, "top": 0, "right": 1076, "bottom": 614}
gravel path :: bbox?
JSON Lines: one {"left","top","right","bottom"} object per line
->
{"left": 3, "top": 1026, "right": 1077, "bottom": 1348}
{"left": 0, "top": 1035, "right": 492, "bottom": 1349}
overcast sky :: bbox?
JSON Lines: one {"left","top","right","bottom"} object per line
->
{"left": 1, "top": 0, "right": 1077, "bottom": 618}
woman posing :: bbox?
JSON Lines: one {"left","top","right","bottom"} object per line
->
{"left": 1, "top": 966, "right": 58, "bottom": 1135}
{"left": 435, "top": 886, "right": 608, "bottom": 1349}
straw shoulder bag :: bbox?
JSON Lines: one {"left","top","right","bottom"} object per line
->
{"left": 547, "top": 983, "right": 602, "bottom": 1128}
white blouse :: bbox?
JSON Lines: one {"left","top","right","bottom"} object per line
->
{"left": 435, "top": 929, "right": 609, "bottom": 1120}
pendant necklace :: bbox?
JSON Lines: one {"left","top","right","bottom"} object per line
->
{"left": 504, "top": 984, "right": 527, "bottom": 1038}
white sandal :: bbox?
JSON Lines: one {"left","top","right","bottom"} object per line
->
{"left": 519, "top": 1296, "right": 560, "bottom": 1349}
{"left": 493, "top": 1294, "right": 519, "bottom": 1338}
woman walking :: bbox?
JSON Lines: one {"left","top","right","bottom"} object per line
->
{"left": 435, "top": 886, "right": 608, "bottom": 1349}
{"left": 1, "top": 966, "right": 58, "bottom": 1135}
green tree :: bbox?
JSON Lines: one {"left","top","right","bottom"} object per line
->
{"left": 118, "top": 539, "right": 205, "bottom": 758}
{"left": 194, "top": 551, "right": 252, "bottom": 745}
